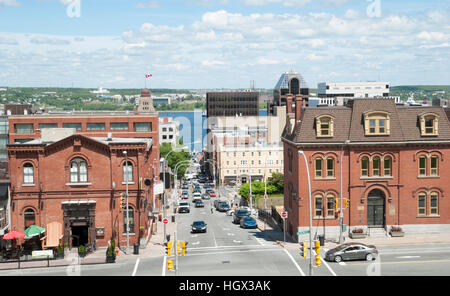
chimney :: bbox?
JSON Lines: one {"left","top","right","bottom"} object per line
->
{"left": 295, "top": 95, "right": 303, "bottom": 122}
{"left": 286, "top": 95, "right": 293, "bottom": 114}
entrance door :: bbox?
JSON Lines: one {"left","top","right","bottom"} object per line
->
{"left": 71, "top": 226, "right": 89, "bottom": 247}
{"left": 367, "top": 189, "right": 385, "bottom": 227}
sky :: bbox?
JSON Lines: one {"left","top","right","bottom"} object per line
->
{"left": 0, "top": 0, "right": 449, "bottom": 89}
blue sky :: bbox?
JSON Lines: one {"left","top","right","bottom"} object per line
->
{"left": 0, "top": 0, "right": 449, "bottom": 89}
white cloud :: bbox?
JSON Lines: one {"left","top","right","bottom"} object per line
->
{"left": 0, "top": 0, "right": 20, "bottom": 7}
{"left": 135, "top": 1, "right": 161, "bottom": 9}
{"left": 201, "top": 60, "right": 226, "bottom": 67}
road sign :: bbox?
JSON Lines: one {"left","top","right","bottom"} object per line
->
{"left": 297, "top": 230, "right": 310, "bottom": 235}
{"left": 162, "top": 218, "right": 169, "bottom": 224}
{"left": 281, "top": 211, "right": 288, "bottom": 219}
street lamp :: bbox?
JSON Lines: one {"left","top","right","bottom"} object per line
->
{"left": 298, "top": 150, "right": 313, "bottom": 276}
{"left": 123, "top": 150, "right": 130, "bottom": 255}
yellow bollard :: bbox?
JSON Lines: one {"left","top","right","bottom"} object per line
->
{"left": 167, "top": 259, "right": 174, "bottom": 271}
{"left": 315, "top": 255, "right": 321, "bottom": 266}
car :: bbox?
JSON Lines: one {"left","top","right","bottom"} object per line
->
{"left": 191, "top": 221, "right": 207, "bottom": 233}
{"left": 178, "top": 202, "right": 190, "bottom": 213}
{"left": 237, "top": 206, "right": 257, "bottom": 216}
{"left": 203, "top": 184, "right": 211, "bottom": 189}
{"left": 240, "top": 216, "right": 257, "bottom": 229}
{"left": 233, "top": 208, "right": 249, "bottom": 224}
{"left": 202, "top": 193, "right": 210, "bottom": 200}
{"left": 195, "top": 200, "right": 205, "bottom": 208}
{"left": 181, "top": 184, "right": 189, "bottom": 190}
{"left": 192, "top": 192, "right": 202, "bottom": 202}
{"left": 218, "top": 202, "right": 230, "bottom": 212}
{"left": 193, "top": 186, "right": 201, "bottom": 192}
{"left": 325, "top": 243, "right": 378, "bottom": 263}
{"left": 226, "top": 209, "right": 235, "bottom": 216}
{"left": 208, "top": 191, "right": 217, "bottom": 198}
{"left": 214, "top": 199, "right": 223, "bottom": 209}
{"left": 180, "top": 193, "right": 188, "bottom": 199}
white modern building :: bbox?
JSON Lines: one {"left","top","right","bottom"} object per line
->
{"left": 317, "top": 81, "right": 400, "bottom": 106}
{"left": 159, "top": 117, "right": 180, "bottom": 147}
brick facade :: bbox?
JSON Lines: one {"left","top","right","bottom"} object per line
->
{"left": 282, "top": 98, "right": 450, "bottom": 240}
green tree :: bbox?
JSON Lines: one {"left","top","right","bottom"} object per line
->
{"left": 160, "top": 143, "right": 191, "bottom": 179}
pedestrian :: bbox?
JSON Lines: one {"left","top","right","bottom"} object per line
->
{"left": 211, "top": 207, "right": 213, "bottom": 214}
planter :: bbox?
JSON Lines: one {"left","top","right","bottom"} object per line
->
{"left": 390, "top": 231, "right": 404, "bottom": 237}
{"left": 349, "top": 232, "right": 367, "bottom": 239}
{"left": 106, "top": 255, "right": 116, "bottom": 263}
{"left": 78, "top": 252, "right": 86, "bottom": 258}
{"left": 56, "top": 253, "right": 64, "bottom": 259}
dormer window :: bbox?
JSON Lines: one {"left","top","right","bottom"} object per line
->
{"left": 364, "top": 112, "right": 390, "bottom": 136}
{"left": 316, "top": 115, "right": 334, "bottom": 138}
{"left": 420, "top": 113, "right": 438, "bottom": 136}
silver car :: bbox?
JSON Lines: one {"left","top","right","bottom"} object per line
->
{"left": 325, "top": 243, "right": 378, "bottom": 263}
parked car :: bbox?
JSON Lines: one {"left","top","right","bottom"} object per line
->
{"left": 203, "top": 184, "right": 211, "bottom": 189}
{"left": 218, "top": 202, "right": 230, "bottom": 212}
{"left": 214, "top": 199, "right": 224, "bottom": 209}
{"left": 240, "top": 216, "right": 257, "bottom": 229}
{"left": 208, "top": 191, "right": 217, "bottom": 198}
{"left": 226, "top": 209, "right": 235, "bottom": 216}
{"left": 202, "top": 193, "right": 210, "bottom": 200}
{"left": 181, "top": 184, "right": 189, "bottom": 189}
{"left": 191, "top": 221, "right": 207, "bottom": 233}
{"left": 233, "top": 208, "right": 249, "bottom": 224}
{"left": 178, "top": 202, "right": 190, "bottom": 213}
{"left": 193, "top": 186, "right": 201, "bottom": 192}
{"left": 195, "top": 200, "right": 205, "bottom": 208}
{"left": 325, "top": 243, "right": 378, "bottom": 263}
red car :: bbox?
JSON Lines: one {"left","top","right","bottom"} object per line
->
{"left": 209, "top": 191, "right": 216, "bottom": 197}
{"left": 180, "top": 194, "right": 188, "bottom": 199}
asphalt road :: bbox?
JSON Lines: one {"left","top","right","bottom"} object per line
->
{"left": 2, "top": 182, "right": 450, "bottom": 276}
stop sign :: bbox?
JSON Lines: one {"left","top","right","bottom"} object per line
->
{"left": 264, "top": 195, "right": 268, "bottom": 199}
{"left": 162, "top": 218, "right": 169, "bottom": 224}
{"left": 281, "top": 211, "right": 288, "bottom": 219}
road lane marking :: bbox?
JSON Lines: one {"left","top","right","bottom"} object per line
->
{"left": 283, "top": 249, "right": 305, "bottom": 276}
{"left": 347, "top": 258, "right": 450, "bottom": 266}
{"left": 132, "top": 258, "right": 140, "bottom": 276}
{"left": 320, "top": 256, "right": 337, "bottom": 276}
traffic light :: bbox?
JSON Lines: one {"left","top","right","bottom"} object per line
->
{"left": 300, "top": 241, "right": 306, "bottom": 258}
{"left": 181, "top": 241, "right": 186, "bottom": 256}
{"left": 119, "top": 194, "right": 124, "bottom": 209}
{"left": 344, "top": 198, "right": 348, "bottom": 209}
{"left": 335, "top": 209, "right": 340, "bottom": 219}
{"left": 314, "top": 240, "right": 321, "bottom": 266}
{"left": 166, "top": 241, "right": 172, "bottom": 256}
{"left": 177, "top": 241, "right": 181, "bottom": 255}
{"left": 167, "top": 259, "right": 174, "bottom": 271}
{"left": 335, "top": 198, "right": 339, "bottom": 210}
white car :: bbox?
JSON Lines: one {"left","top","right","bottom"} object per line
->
{"left": 226, "top": 209, "right": 235, "bottom": 216}
{"left": 238, "top": 206, "right": 257, "bottom": 216}
{"left": 192, "top": 192, "right": 202, "bottom": 202}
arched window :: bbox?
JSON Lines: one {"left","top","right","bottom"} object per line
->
{"left": 417, "top": 192, "right": 426, "bottom": 216}
{"left": 23, "top": 163, "right": 34, "bottom": 184}
{"left": 326, "top": 194, "right": 336, "bottom": 217}
{"left": 430, "top": 156, "right": 439, "bottom": 176}
{"left": 315, "top": 158, "right": 322, "bottom": 178}
{"left": 24, "top": 208, "right": 35, "bottom": 229}
{"left": 361, "top": 157, "right": 369, "bottom": 176}
{"left": 314, "top": 194, "right": 323, "bottom": 217}
{"left": 123, "top": 206, "right": 135, "bottom": 234}
{"left": 372, "top": 157, "right": 380, "bottom": 176}
{"left": 70, "top": 157, "right": 88, "bottom": 183}
{"left": 326, "top": 157, "right": 335, "bottom": 177}
{"left": 315, "top": 115, "right": 334, "bottom": 137}
{"left": 430, "top": 192, "right": 439, "bottom": 215}
{"left": 123, "top": 161, "right": 133, "bottom": 182}
{"left": 420, "top": 113, "right": 438, "bottom": 136}
{"left": 364, "top": 112, "right": 390, "bottom": 136}
{"left": 418, "top": 156, "right": 427, "bottom": 176}
{"left": 384, "top": 156, "right": 392, "bottom": 176}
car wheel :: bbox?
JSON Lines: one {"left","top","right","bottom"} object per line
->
{"left": 334, "top": 255, "right": 342, "bottom": 263}
{"left": 366, "top": 253, "right": 374, "bottom": 261}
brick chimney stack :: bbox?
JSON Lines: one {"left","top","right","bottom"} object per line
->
{"left": 295, "top": 95, "right": 303, "bottom": 122}
{"left": 286, "top": 94, "right": 293, "bottom": 114}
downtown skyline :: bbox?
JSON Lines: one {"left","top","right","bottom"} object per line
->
{"left": 0, "top": 0, "right": 448, "bottom": 89}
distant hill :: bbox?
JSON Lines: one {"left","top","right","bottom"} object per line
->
{"left": 391, "top": 85, "right": 450, "bottom": 92}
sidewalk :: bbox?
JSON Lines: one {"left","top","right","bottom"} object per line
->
{"left": 254, "top": 215, "right": 450, "bottom": 251}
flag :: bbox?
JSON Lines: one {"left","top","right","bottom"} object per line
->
{"left": 145, "top": 74, "right": 152, "bottom": 78}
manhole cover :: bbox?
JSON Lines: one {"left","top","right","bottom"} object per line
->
{"left": 222, "top": 260, "right": 230, "bottom": 264}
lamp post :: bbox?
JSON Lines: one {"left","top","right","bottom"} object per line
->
{"left": 123, "top": 150, "right": 130, "bottom": 254}
{"left": 298, "top": 150, "right": 313, "bottom": 276}
{"left": 162, "top": 141, "right": 199, "bottom": 243}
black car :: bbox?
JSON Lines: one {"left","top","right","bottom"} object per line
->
{"left": 191, "top": 221, "right": 207, "bottom": 233}
{"left": 325, "top": 243, "right": 378, "bottom": 263}
{"left": 195, "top": 200, "right": 205, "bottom": 208}
{"left": 233, "top": 209, "right": 249, "bottom": 224}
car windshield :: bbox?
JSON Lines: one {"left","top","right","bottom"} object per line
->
{"left": 243, "top": 216, "right": 253, "bottom": 222}
{"left": 179, "top": 203, "right": 189, "bottom": 206}
{"left": 332, "top": 244, "right": 354, "bottom": 252}
{"left": 236, "top": 209, "right": 249, "bottom": 216}
{"left": 193, "top": 221, "right": 205, "bottom": 227}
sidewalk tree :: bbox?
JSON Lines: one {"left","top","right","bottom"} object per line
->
{"left": 160, "top": 143, "right": 191, "bottom": 179}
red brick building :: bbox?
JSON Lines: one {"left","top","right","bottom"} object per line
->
{"left": 7, "top": 110, "right": 160, "bottom": 249}
{"left": 282, "top": 96, "right": 450, "bottom": 240}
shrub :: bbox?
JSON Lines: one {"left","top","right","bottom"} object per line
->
{"left": 390, "top": 226, "right": 403, "bottom": 232}
{"left": 78, "top": 245, "right": 85, "bottom": 254}
{"left": 352, "top": 228, "right": 364, "bottom": 233}
{"left": 57, "top": 245, "right": 63, "bottom": 255}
